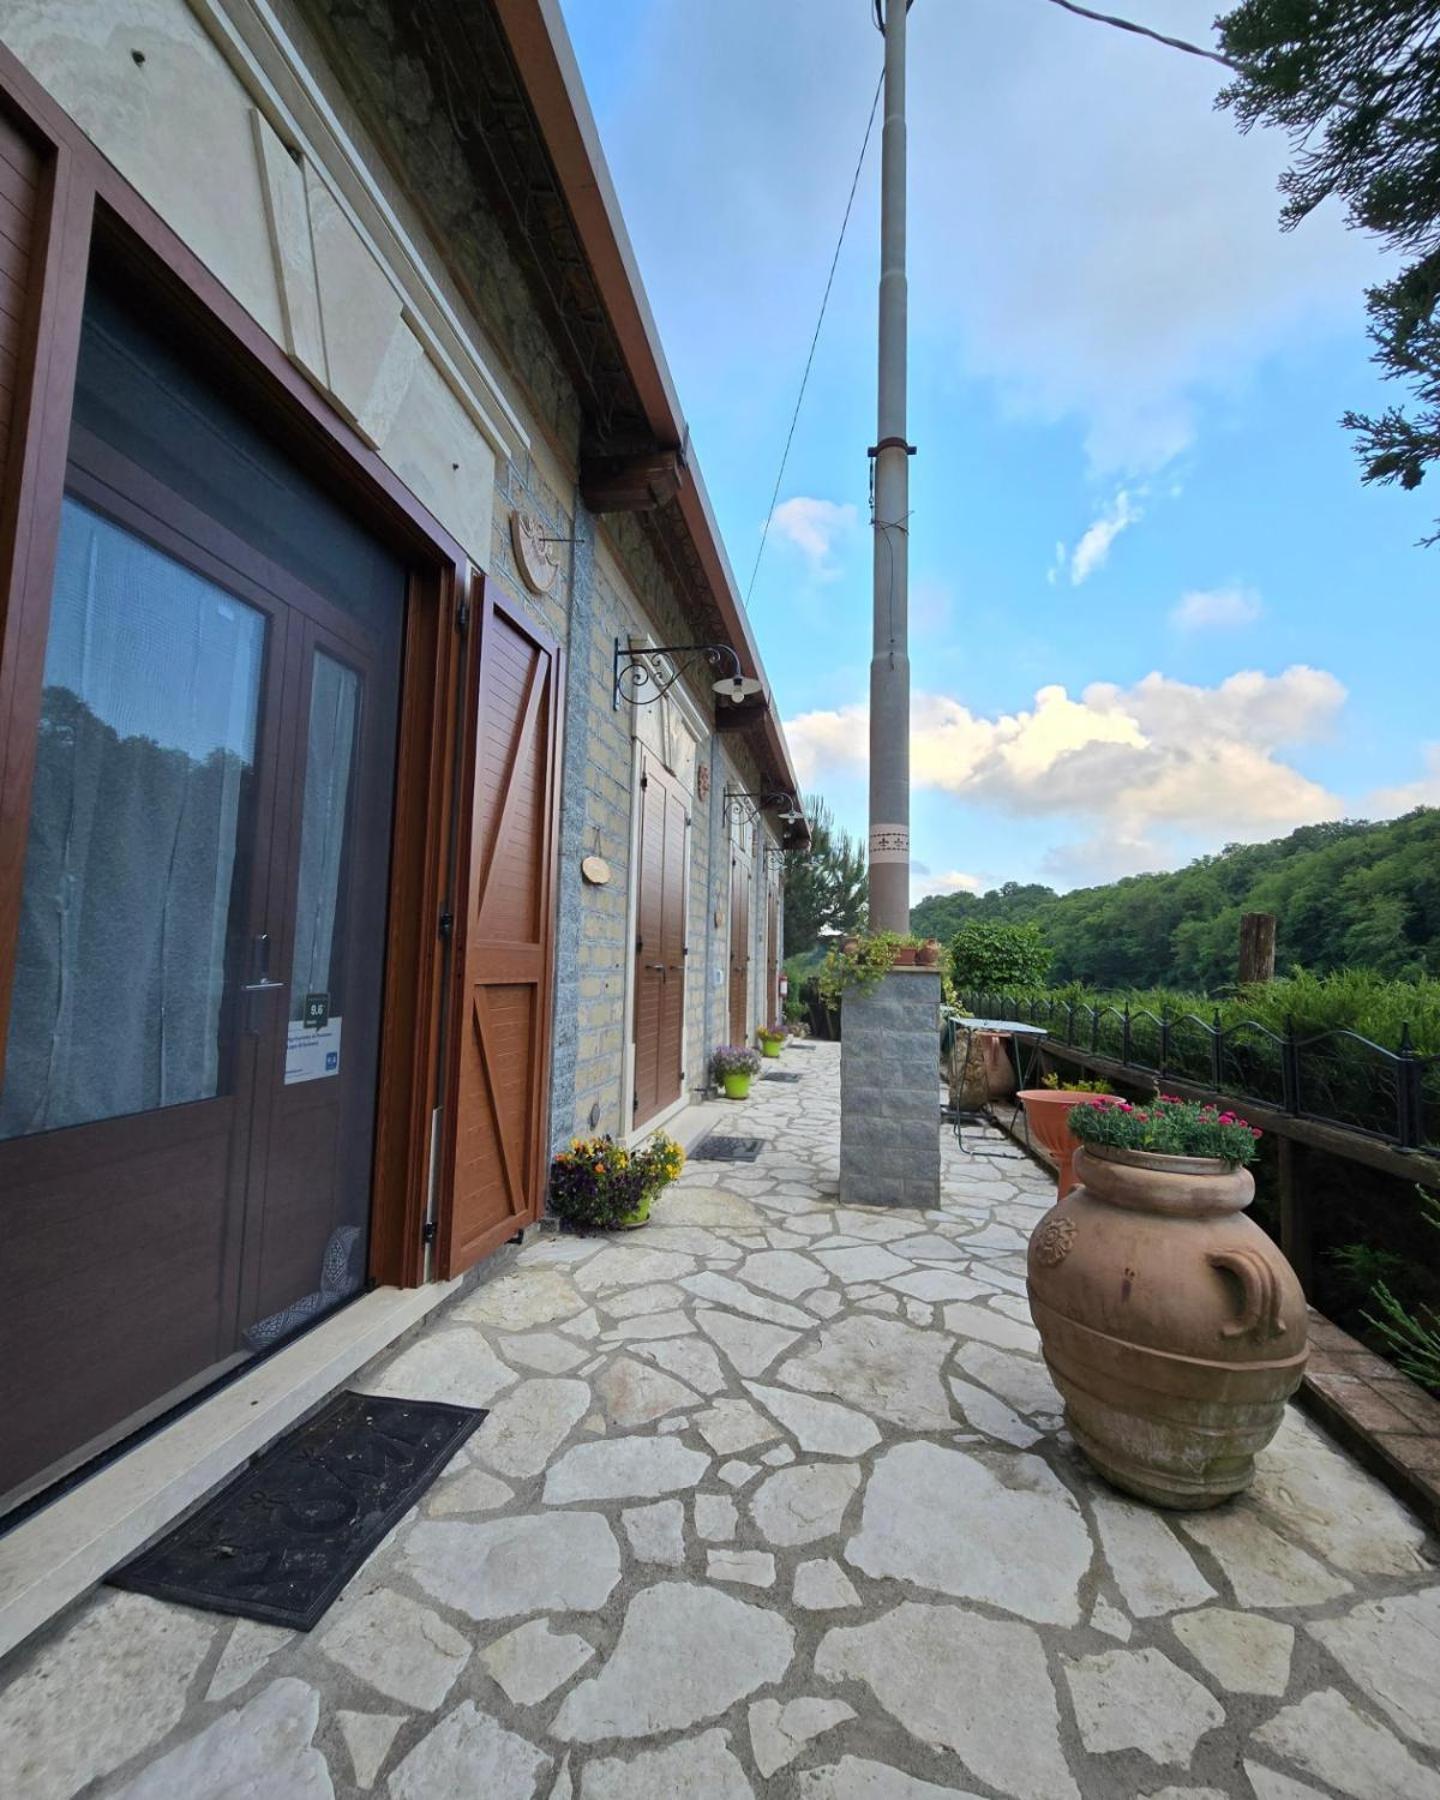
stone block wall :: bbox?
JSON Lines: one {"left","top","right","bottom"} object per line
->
{"left": 839, "top": 969, "right": 943, "bottom": 1209}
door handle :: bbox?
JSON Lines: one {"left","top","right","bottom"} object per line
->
{"left": 242, "top": 933, "right": 287, "bottom": 994}
{"left": 242, "top": 932, "right": 287, "bottom": 1032}
{"left": 645, "top": 962, "right": 666, "bottom": 973}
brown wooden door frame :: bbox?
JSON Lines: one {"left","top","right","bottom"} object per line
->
{"left": 437, "top": 578, "right": 563, "bottom": 1277}
{"left": 0, "top": 43, "right": 471, "bottom": 1292}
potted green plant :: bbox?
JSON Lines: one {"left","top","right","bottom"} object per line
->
{"left": 549, "top": 1135, "right": 652, "bottom": 1230}
{"left": 548, "top": 1129, "right": 686, "bottom": 1231}
{"left": 1027, "top": 1095, "right": 1307, "bottom": 1509}
{"left": 757, "top": 1024, "right": 788, "bottom": 1059}
{"left": 712, "top": 1044, "right": 762, "bottom": 1099}
{"left": 1016, "top": 1072, "right": 1119, "bottom": 1197}
{"left": 817, "top": 931, "right": 929, "bottom": 1006}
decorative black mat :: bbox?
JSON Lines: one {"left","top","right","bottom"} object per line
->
{"left": 110, "top": 1392, "right": 484, "bottom": 1630}
{"left": 762, "top": 1071, "right": 802, "bottom": 1083}
{"left": 692, "top": 1134, "right": 765, "bottom": 1162}
{"left": 788, "top": 1042, "right": 817, "bottom": 1050}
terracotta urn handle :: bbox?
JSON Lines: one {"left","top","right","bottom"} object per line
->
{"left": 1208, "top": 1248, "right": 1287, "bottom": 1340}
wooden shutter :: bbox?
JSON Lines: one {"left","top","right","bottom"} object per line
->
{"left": 729, "top": 851, "right": 750, "bottom": 1043}
{"left": 766, "top": 886, "right": 779, "bottom": 1029}
{"left": 0, "top": 107, "right": 41, "bottom": 495}
{"left": 441, "top": 588, "right": 562, "bottom": 1276}
{"left": 633, "top": 753, "right": 688, "bottom": 1127}
{"left": 632, "top": 759, "right": 664, "bottom": 1123}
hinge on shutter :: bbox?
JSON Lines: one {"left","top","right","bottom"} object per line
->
{"left": 421, "top": 1219, "right": 438, "bottom": 1244}
{"left": 633, "top": 1089, "right": 639, "bottom": 1117}
{"left": 455, "top": 598, "right": 470, "bottom": 633}
{"left": 639, "top": 772, "right": 648, "bottom": 790}
{"left": 635, "top": 934, "right": 643, "bottom": 952}
{"left": 438, "top": 910, "right": 454, "bottom": 941}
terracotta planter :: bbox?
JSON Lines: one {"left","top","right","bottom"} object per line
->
{"left": 722, "top": 1071, "right": 753, "bottom": 1100}
{"left": 891, "top": 946, "right": 918, "bottom": 967}
{"left": 1027, "top": 1144, "right": 1308, "bottom": 1509}
{"left": 1016, "top": 1088, "right": 1111, "bottom": 1196}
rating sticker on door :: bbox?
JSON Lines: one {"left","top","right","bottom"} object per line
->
{"left": 285, "top": 1017, "right": 342, "bottom": 1084}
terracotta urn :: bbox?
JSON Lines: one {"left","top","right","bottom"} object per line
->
{"left": 916, "top": 938, "right": 942, "bottom": 967}
{"left": 979, "top": 1032, "right": 1017, "bottom": 1102}
{"left": 1016, "top": 1088, "right": 1108, "bottom": 1196}
{"left": 1027, "top": 1143, "right": 1308, "bottom": 1509}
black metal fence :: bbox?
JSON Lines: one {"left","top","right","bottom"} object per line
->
{"left": 960, "top": 992, "right": 1440, "bottom": 1156}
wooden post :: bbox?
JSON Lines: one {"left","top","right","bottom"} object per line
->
{"left": 1239, "top": 912, "right": 1277, "bottom": 985}
{"left": 1276, "top": 1137, "right": 1313, "bottom": 1292}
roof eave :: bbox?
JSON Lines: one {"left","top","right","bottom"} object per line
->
{"left": 490, "top": 0, "right": 805, "bottom": 822}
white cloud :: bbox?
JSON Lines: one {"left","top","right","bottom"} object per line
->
{"left": 1369, "top": 744, "right": 1440, "bottom": 815}
{"left": 786, "top": 665, "right": 1346, "bottom": 880}
{"left": 1070, "top": 488, "right": 1143, "bottom": 584}
{"left": 916, "top": 869, "right": 983, "bottom": 898}
{"left": 1170, "top": 585, "right": 1263, "bottom": 631}
{"left": 768, "top": 496, "right": 858, "bottom": 578}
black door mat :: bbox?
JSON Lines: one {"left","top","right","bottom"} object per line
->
{"left": 110, "top": 1391, "right": 484, "bottom": 1630}
{"left": 691, "top": 1134, "right": 765, "bottom": 1162}
{"left": 762, "top": 1071, "right": 802, "bottom": 1083}
{"left": 788, "top": 1041, "right": 817, "bottom": 1050}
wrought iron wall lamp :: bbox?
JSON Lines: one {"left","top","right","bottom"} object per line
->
{"left": 722, "top": 786, "right": 803, "bottom": 831}
{"left": 612, "top": 638, "right": 765, "bottom": 710}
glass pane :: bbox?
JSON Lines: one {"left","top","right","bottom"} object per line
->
{"left": 73, "top": 282, "right": 406, "bottom": 654}
{"left": 284, "top": 653, "right": 359, "bottom": 1086}
{"left": 0, "top": 497, "right": 266, "bottom": 1138}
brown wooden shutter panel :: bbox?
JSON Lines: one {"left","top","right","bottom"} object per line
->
{"left": 633, "top": 754, "right": 687, "bottom": 1127}
{"left": 729, "top": 852, "right": 750, "bottom": 1044}
{"left": 441, "top": 590, "right": 562, "bottom": 1277}
{"left": 0, "top": 106, "right": 40, "bottom": 495}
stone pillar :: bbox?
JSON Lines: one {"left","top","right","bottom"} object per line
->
{"left": 839, "top": 967, "right": 941, "bottom": 1208}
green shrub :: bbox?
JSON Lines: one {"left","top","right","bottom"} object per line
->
{"left": 949, "top": 920, "right": 1052, "bottom": 993}
{"left": 1363, "top": 1188, "right": 1440, "bottom": 1395}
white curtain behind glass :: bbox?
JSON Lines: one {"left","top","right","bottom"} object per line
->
{"left": 0, "top": 499, "right": 264, "bottom": 1138}
{"left": 290, "top": 653, "right": 358, "bottom": 1019}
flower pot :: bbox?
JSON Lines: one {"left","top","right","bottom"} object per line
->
{"left": 1027, "top": 1143, "right": 1308, "bottom": 1509}
{"left": 892, "top": 946, "right": 918, "bottom": 967}
{"left": 722, "top": 1071, "right": 753, "bottom": 1100}
{"left": 916, "top": 939, "right": 941, "bottom": 967}
{"left": 614, "top": 1189, "right": 654, "bottom": 1230}
{"left": 760, "top": 1039, "right": 783, "bottom": 1058}
{"left": 1016, "top": 1088, "right": 1113, "bottom": 1196}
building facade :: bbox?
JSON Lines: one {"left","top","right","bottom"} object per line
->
{"left": 0, "top": 0, "right": 801, "bottom": 1639}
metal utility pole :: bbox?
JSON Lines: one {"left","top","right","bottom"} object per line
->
{"left": 868, "top": 0, "right": 911, "bottom": 933}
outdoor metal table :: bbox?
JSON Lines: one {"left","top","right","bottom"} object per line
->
{"left": 942, "top": 1016, "right": 1051, "bottom": 1158}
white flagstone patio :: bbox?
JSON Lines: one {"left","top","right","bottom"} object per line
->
{"left": 2, "top": 1040, "right": 1437, "bottom": 1799}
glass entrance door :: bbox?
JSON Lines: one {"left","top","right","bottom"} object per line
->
{"left": 0, "top": 281, "right": 404, "bottom": 1516}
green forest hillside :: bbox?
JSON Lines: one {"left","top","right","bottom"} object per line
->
{"left": 911, "top": 809, "right": 1440, "bottom": 992}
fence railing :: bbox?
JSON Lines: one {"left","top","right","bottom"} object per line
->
{"left": 960, "top": 992, "right": 1439, "bottom": 1155}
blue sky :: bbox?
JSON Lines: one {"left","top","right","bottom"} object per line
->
{"left": 559, "top": 0, "right": 1438, "bottom": 897}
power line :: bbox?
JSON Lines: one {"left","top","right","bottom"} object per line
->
{"left": 745, "top": 67, "right": 884, "bottom": 608}
{"left": 1031, "top": 0, "right": 1236, "bottom": 70}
